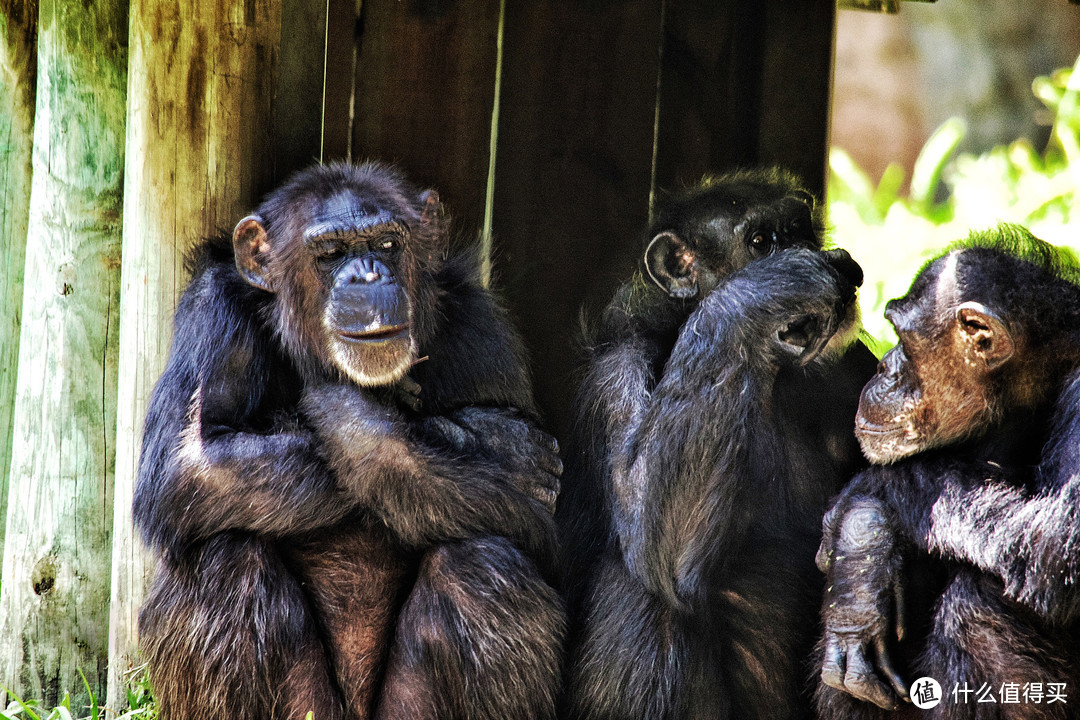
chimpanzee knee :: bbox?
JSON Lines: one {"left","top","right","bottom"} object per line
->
{"left": 377, "top": 537, "right": 564, "bottom": 720}
{"left": 139, "top": 534, "right": 345, "bottom": 720}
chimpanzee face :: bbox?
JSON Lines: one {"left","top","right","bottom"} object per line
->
{"left": 232, "top": 165, "right": 443, "bottom": 387}
{"left": 645, "top": 177, "right": 821, "bottom": 300}
{"left": 855, "top": 251, "right": 1015, "bottom": 463}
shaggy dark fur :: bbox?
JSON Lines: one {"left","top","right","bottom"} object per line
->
{"left": 816, "top": 225, "right": 1080, "bottom": 720}
{"left": 557, "top": 170, "right": 878, "bottom": 720}
{"left": 134, "top": 163, "right": 564, "bottom": 720}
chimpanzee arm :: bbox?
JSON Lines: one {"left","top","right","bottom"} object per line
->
{"left": 922, "top": 482, "right": 1080, "bottom": 623}
{"left": 577, "top": 329, "right": 666, "bottom": 544}
{"left": 618, "top": 251, "right": 851, "bottom": 609}
{"left": 881, "top": 376, "right": 1080, "bottom": 622}
{"left": 816, "top": 488, "right": 909, "bottom": 709}
{"left": 137, "top": 263, "right": 558, "bottom": 563}
{"left": 134, "top": 267, "right": 356, "bottom": 553}
{"left": 301, "top": 383, "right": 558, "bottom": 565}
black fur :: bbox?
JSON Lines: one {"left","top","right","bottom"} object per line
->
{"left": 816, "top": 226, "right": 1080, "bottom": 720}
{"left": 557, "top": 170, "right": 878, "bottom": 720}
{"left": 134, "top": 162, "right": 564, "bottom": 720}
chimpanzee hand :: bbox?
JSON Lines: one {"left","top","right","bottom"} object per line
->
{"left": 689, "top": 249, "right": 861, "bottom": 368}
{"left": 418, "top": 408, "right": 562, "bottom": 514}
{"left": 816, "top": 495, "right": 908, "bottom": 710}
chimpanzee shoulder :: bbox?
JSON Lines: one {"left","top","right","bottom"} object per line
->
{"left": 410, "top": 249, "right": 536, "bottom": 416}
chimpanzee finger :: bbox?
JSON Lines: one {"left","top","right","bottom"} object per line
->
{"left": 842, "top": 641, "right": 900, "bottom": 710}
{"left": 816, "top": 505, "right": 841, "bottom": 571}
{"left": 535, "top": 450, "right": 563, "bottom": 479}
{"left": 526, "top": 425, "right": 560, "bottom": 454}
{"left": 513, "top": 474, "right": 558, "bottom": 514}
{"left": 894, "top": 577, "right": 906, "bottom": 642}
{"left": 535, "top": 484, "right": 558, "bottom": 515}
{"left": 420, "top": 416, "right": 472, "bottom": 451}
{"left": 873, "top": 635, "right": 909, "bottom": 701}
{"left": 820, "top": 636, "right": 848, "bottom": 690}
{"left": 797, "top": 312, "right": 837, "bottom": 367}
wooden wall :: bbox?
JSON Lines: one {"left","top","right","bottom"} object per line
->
{"left": 326, "top": 0, "right": 836, "bottom": 436}
{"left": 0, "top": 0, "right": 836, "bottom": 709}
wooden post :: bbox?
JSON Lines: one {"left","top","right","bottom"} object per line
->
{"left": 0, "top": 0, "right": 38, "bottom": 559}
{"left": 0, "top": 0, "right": 127, "bottom": 707}
{"left": 107, "top": 0, "right": 283, "bottom": 711}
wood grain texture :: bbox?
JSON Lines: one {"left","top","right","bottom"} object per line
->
{"left": 492, "top": 0, "right": 664, "bottom": 437}
{"left": 107, "top": 0, "right": 281, "bottom": 709}
{"left": 273, "top": 0, "right": 330, "bottom": 182}
{"left": 0, "top": 0, "right": 38, "bottom": 561}
{"left": 352, "top": 0, "right": 500, "bottom": 237}
{"left": 655, "top": 0, "right": 834, "bottom": 198}
{"left": 0, "top": 0, "right": 126, "bottom": 707}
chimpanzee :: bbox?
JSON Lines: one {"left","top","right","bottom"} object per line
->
{"left": 816, "top": 225, "right": 1080, "bottom": 720}
{"left": 556, "top": 169, "right": 879, "bottom": 720}
{"left": 133, "top": 162, "right": 565, "bottom": 720}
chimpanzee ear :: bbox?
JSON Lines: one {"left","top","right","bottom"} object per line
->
{"left": 955, "top": 301, "right": 1014, "bottom": 371}
{"left": 791, "top": 188, "right": 816, "bottom": 212}
{"left": 419, "top": 190, "right": 444, "bottom": 229}
{"left": 232, "top": 215, "right": 275, "bottom": 293}
{"left": 645, "top": 231, "right": 698, "bottom": 299}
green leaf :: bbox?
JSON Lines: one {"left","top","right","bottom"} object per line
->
{"left": 909, "top": 117, "right": 966, "bottom": 214}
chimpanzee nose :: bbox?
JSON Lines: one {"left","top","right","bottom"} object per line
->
{"left": 822, "top": 248, "right": 864, "bottom": 289}
{"left": 338, "top": 256, "right": 392, "bottom": 288}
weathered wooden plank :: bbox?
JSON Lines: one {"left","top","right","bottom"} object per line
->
{"left": 107, "top": 0, "right": 281, "bottom": 710}
{"left": 757, "top": 0, "right": 835, "bottom": 197}
{"left": 0, "top": 0, "right": 38, "bottom": 560}
{"left": 322, "top": 0, "right": 358, "bottom": 161}
{"left": 0, "top": 0, "right": 127, "bottom": 707}
{"left": 654, "top": 2, "right": 762, "bottom": 191}
{"left": 273, "top": 0, "right": 331, "bottom": 181}
{"left": 352, "top": 0, "right": 501, "bottom": 236}
{"left": 655, "top": 0, "right": 834, "bottom": 199}
{"left": 493, "top": 0, "right": 664, "bottom": 437}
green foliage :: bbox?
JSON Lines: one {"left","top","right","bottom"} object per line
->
{"left": 829, "top": 54, "right": 1080, "bottom": 353}
{"left": 1, "top": 668, "right": 156, "bottom": 720}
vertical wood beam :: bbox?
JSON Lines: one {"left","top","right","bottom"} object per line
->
{"left": 492, "top": 0, "right": 665, "bottom": 436}
{"left": 0, "top": 0, "right": 38, "bottom": 560}
{"left": 0, "top": 0, "right": 127, "bottom": 706}
{"left": 108, "top": 0, "right": 281, "bottom": 709}
{"left": 351, "top": 0, "right": 501, "bottom": 237}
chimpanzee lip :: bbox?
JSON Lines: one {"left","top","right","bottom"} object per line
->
{"left": 854, "top": 418, "right": 899, "bottom": 436}
{"left": 338, "top": 324, "right": 411, "bottom": 343}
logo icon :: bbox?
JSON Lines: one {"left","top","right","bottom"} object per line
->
{"left": 911, "top": 677, "right": 942, "bottom": 709}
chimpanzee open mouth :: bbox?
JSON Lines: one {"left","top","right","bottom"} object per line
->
{"left": 339, "top": 325, "right": 410, "bottom": 343}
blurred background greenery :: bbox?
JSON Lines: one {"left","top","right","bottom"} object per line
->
{"left": 829, "top": 54, "right": 1080, "bottom": 356}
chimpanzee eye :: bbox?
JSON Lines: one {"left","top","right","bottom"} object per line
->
{"left": 315, "top": 247, "right": 347, "bottom": 268}
{"left": 378, "top": 236, "right": 398, "bottom": 251}
{"left": 748, "top": 233, "right": 773, "bottom": 255}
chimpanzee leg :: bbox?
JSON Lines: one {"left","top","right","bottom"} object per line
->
{"left": 139, "top": 534, "right": 346, "bottom": 720}
{"left": 564, "top": 553, "right": 706, "bottom": 720}
{"left": 924, "top": 570, "right": 1073, "bottom": 720}
{"left": 375, "top": 537, "right": 564, "bottom": 720}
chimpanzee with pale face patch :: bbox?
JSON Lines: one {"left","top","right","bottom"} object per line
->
{"left": 816, "top": 226, "right": 1080, "bottom": 720}
{"left": 557, "top": 169, "right": 879, "bottom": 720}
{"left": 134, "top": 162, "right": 564, "bottom": 720}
